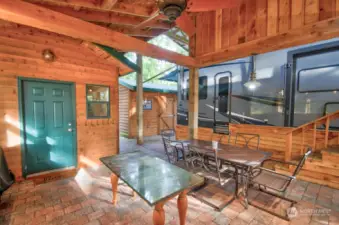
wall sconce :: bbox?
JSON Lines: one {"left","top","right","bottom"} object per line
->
{"left": 42, "top": 49, "right": 55, "bottom": 62}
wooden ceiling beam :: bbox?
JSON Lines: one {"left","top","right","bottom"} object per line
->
{"left": 198, "top": 16, "right": 339, "bottom": 67}
{"left": 0, "top": 0, "right": 197, "bottom": 67}
{"left": 24, "top": 0, "right": 153, "bottom": 17}
{"left": 134, "top": 10, "right": 163, "bottom": 30}
{"left": 107, "top": 25, "right": 166, "bottom": 37}
{"left": 32, "top": 4, "right": 172, "bottom": 29}
{"left": 100, "top": 0, "right": 118, "bottom": 10}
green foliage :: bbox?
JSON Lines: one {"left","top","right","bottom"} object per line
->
{"left": 122, "top": 35, "right": 187, "bottom": 85}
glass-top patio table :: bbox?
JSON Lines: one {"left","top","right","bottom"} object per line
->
{"left": 100, "top": 151, "right": 204, "bottom": 225}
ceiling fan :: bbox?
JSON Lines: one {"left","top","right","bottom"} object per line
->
{"left": 158, "top": 0, "right": 239, "bottom": 36}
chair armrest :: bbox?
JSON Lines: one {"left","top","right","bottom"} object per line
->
{"left": 262, "top": 159, "right": 298, "bottom": 167}
{"left": 258, "top": 167, "right": 295, "bottom": 180}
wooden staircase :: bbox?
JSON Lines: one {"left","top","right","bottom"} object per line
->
{"left": 284, "top": 110, "right": 339, "bottom": 161}
{"left": 276, "top": 110, "right": 339, "bottom": 188}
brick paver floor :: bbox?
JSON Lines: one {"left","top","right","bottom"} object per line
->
{"left": 0, "top": 136, "right": 338, "bottom": 225}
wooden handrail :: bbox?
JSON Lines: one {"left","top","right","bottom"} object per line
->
{"left": 284, "top": 110, "right": 339, "bottom": 161}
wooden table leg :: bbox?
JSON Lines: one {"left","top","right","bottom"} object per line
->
{"left": 153, "top": 202, "right": 165, "bottom": 225}
{"left": 110, "top": 173, "right": 118, "bottom": 205}
{"left": 177, "top": 191, "right": 188, "bottom": 225}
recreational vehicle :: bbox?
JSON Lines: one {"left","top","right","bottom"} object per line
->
{"left": 161, "top": 40, "right": 339, "bottom": 133}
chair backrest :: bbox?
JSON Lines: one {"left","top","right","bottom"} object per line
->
{"left": 235, "top": 133, "right": 260, "bottom": 150}
{"left": 292, "top": 148, "right": 312, "bottom": 177}
{"left": 160, "top": 129, "right": 176, "bottom": 140}
{"left": 219, "top": 132, "right": 231, "bottom": 144}
{"left": 162, "top": 137, "right": 177, "bottom": 163}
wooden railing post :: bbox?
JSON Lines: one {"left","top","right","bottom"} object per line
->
{"left": 285, "top": 132, "right": 292, "bottom": 161}
{"left": 324, "top": 117, "right": 330, "bottom": 148}
{"left": 301, "top": 127, "right": 305, "bottom": 155}
{"left": 312, "top": 123, "right": 317, "bottom": 150}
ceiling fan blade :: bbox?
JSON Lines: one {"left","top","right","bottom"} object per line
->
{"left": 186, "top": 0, "right": 239, "bottom": 12}
{"left": 175, "top": 11, "right": 196, "bottom": 37}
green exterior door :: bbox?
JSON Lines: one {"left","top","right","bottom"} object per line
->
{"left": 22, "top": 80, "right": 76, "bottom": 175}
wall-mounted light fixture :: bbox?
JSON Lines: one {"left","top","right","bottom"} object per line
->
{"left": 42, "top": 49, "right": 55, "bottom": 62}
{"left": 244, "top": 54, "right": 261, "bottom": 90}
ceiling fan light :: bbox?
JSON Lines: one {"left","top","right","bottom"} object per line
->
{"left": 158, "top": 0, "right": 187, "bottom": 21}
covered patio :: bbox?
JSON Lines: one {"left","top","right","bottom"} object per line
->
{"left": 1, "top": 0, "right": 339, "bottom": 225}
{"left": 1, "top": 137, "right": 338, "bottom": 225}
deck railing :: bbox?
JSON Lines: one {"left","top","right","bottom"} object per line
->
{"left": 284, "top": 110, "right": 339, "bottom": 161}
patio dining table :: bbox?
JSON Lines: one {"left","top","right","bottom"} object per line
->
{"left": 100, "top": 151, "right": 204, "bottom": 225}
{"left": 178, "top": 139, "right": 272, "bottom": 207}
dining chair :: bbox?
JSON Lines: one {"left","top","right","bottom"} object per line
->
{"left": 218, "top": 131, "right": 232, "bottom": 144}
{"left": 162, "top": 137, "right": 178, "bottom": 164}
{"left": 249, "top": 148, "right": 312, "bottom": 220}
{"left": 235, "top": 133, "right": 260, "bottom": 150}
{"left": 160, "top": 129, "right": 176, "bottom": 140}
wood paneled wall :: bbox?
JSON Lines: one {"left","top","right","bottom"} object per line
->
{"left": 0, "top": 25, "right": 119, "bottom": 180}
{"left": 129, "top": 91, "right": 177, "bottom": 138}
{"left": 195, "top": 0, "right": 339, "bottom": 57}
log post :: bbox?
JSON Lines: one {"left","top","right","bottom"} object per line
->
{"left": 188, "top": 15, "right": 199, "bottom": 140}
{"left": 136, "top": 54, "right": 144, "bottom": 145}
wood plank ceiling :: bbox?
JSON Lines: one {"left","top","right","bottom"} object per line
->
{"left": 23, "top": 0, "right": 174, "bottom": 41}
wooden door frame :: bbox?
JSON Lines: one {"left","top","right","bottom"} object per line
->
{"left": 18, "top": 77, "right": 77, "bottom": 178}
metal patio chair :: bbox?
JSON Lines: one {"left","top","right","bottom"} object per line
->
{"left": 160, "top": 129, "right": 176, "bottom": 140}
{"left": 178, "top": 145, "right": 238, "bottom": 211}
{"left": 235, "top": 133, "right": 260, "bottom": 150}
{"left": 162, "top": 137, "right": 179, "bottom": 164}
{"left": 249, "top": 148, "right": 313, "bottom": 220}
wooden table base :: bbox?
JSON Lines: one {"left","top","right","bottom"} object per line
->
{"left": 110, "top": 174, "right": 118, "bottom": 205}
{"left": 110, "top": 173, "right": 188, "bottom": 225}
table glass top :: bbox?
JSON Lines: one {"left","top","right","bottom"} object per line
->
{"left": 100, "top": 151, "right": 204, "bottom": 206}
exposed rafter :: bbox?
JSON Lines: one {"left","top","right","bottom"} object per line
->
{"left": 107, "top": 24, "right": 167, "bottom": 38}
{"left": 133, "top": 10, "right": 164, "bottom": 30}
{"left": 32, "top": 4, "right": 172, "bottom": 30}
{"left": 100, "top": 0, "right": 118, "bottom": 10}
{"left": 0, "top": 0, "right": 197, "bottom": 67}
{"left": 24, "top": 0, "right": 154, "bottom": 17}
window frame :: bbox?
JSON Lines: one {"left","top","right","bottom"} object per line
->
{"left": 297, "top": 64, "right": 339, "bottom": 93}
{"left": 185, "top": 76, "right": 208, "bottom": 100}
{"left": 86, "top": 84, "right": 111, "bottom": 119}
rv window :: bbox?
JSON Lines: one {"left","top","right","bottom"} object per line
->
{"left": 185, "top": 77, "right": 208, "bottom": 100}
{"left": 298, "top": 65, "right": 339, "bottom": 92}
{"left": 199, "top": 76, "right": 208, "bottom": 100}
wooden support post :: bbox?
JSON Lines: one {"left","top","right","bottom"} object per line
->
{"left": 313, "top": 123, "right": 317, "bottom": 150}
{"left": 188, "top": 68, "right": 199, "bottom": 140}
{"left": 188, "top": 15, "right": 199, "bottom": 140}
{"left": 285, "top": 132, "right": 292, "bottom": 161}
{"left": 136, "top": 54, "right": 144, "bottom": 145}
{"left": 325, "top": 117, "right": 330, "bottom": 148}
